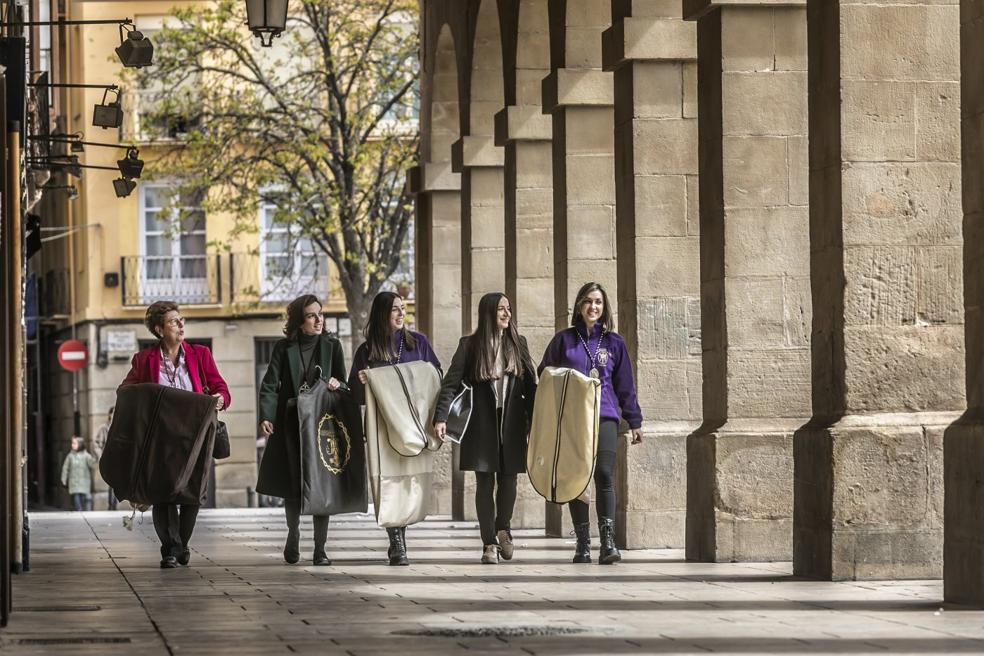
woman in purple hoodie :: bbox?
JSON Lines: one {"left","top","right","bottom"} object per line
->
{"left": 538, "top": 282, "right": 643, "bottom": 564}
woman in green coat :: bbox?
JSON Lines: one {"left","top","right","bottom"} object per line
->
{"left": 256, "top": 294, "right": 347, "bottom": 566}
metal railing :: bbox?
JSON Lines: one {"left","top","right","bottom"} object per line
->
{"left": 121, "top": 255, "right": 221, "bottom": 306}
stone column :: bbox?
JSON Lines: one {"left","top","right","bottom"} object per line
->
{"left": 684, "top": 0, "right": 811, "bottom": 562}
{"left": 497, "top": 106, "right": 555, "bottom": 357}
{"left": 409, "top": 161, "right": 461, "bottom": 516}
{"left": 452, "top": 137, "right": 507, "bottom": 334}
{"left": 603, "top": 4, "right": 699, "bottom": 549}
{"left": 541, "top": 1, "right": 616, "bottom": 538}
{"left": 945, "top": 0, "right": 984, "bottom": 606}
{"left": 796, "top": 0, "right": 962, "bottom": 580}
{"left": 495, "top": 106, "right": 552, "bottom": 530}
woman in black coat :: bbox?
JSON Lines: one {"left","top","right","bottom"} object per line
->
{"left": 256, "top": 294, "right": 347, "bottom": 566}
{"left": 434, "top": 292, "right": 536, "bottom": 564}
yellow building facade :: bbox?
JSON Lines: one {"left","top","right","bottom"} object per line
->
{"left": 36, "top": 0, "right": 350, "bottom": 509}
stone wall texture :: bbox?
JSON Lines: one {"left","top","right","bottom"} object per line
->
{"left": 414, "top": 0, "right": 984, "bottom": 598}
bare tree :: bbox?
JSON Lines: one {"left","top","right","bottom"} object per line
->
{"left": 138, "top": 0, "right": 418, "bottom": 346}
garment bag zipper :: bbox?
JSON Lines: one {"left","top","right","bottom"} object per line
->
{"left": 550, "top": 371, "right": 571, "bottom": 503}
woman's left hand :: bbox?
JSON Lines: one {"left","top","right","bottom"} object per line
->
{"left": 630, "top": 428, "right": 643, "bottom": 444}
{"left": 212, "top": 393, "right": 225, "bottom": 411}
{"left": 327, "top": 377, "right": 341, "bottom": 391}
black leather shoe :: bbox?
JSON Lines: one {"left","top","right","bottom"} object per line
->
{"left": 387, "top": 527, "right": 409, "bottom": 566}
{"left": 284, "top": 530, "right": 300, "bottom": 564}
{"left": 177, "top": 549, "right": 191, "bottom": 566}
{"left": 313, "top": 552, "right": 332, "bottom": 566}
{"left": 573, "top": 523, "right": 592, "bottom": 564}
{"left": 599, "top": 517, "right": 621, "bottom": 565}
{"left": 160, "top": 556, "right": 179, "bottom": 569}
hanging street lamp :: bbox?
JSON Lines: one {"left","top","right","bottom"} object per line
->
{"left": 245, "top": 0, "right": 288, "bottom": 47}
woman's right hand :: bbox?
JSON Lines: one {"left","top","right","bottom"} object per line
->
{"left": 433, "top": 421, "right": 447, "bottom": 442}
{"left": 358, "top": 369, "right": 369, "bottom": 385}
{"left": 260, "top": 420, "right": 274, "bottom": 436}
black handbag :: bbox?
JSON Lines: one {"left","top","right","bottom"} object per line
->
{"left": 444, "top": 381, "right": 473, "bottom": 444}
{"left": 197, "top": 357, "right": 230, "bottom": 460}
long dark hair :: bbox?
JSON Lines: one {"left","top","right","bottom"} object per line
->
{"left": 283, "top": 294, "right": 321, "bottom": 342}
{"left": 570, "top": 282, "right": 614, "bottom": 333}
{"left": 468, "top": 292, "right": 532, "bottom": 383}
{"left": 363, "top": 291, "right": 416, "bottom": 363}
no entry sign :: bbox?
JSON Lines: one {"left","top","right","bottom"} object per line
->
{"left": 57, "top": 340, "right": 88, "bottom": 372}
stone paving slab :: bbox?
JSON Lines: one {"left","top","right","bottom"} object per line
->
{"left": 1, "top": 509, "right": 983, "bottom": 654}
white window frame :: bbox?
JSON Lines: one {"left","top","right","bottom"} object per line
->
{"left": 138, "top": 182, "right": 210, "bottom": 304}
{"left": 258, "top": 195, "right": 330, "bottom": 302}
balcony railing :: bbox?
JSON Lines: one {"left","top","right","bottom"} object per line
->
{"left": 230, "top": 252, "right": 330, "bottom": 304}
{"left": 121, "top": 255, "right": 221, "bottom": 307}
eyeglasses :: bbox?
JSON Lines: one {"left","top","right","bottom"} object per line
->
{"left": 166, "top": 317, "right": 185, "bottom": 327}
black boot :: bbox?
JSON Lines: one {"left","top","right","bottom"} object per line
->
{"left": 387, "top": 527, "right": 409, "bottom": 566}
{"left": 572, "top": 523, "right": 591, "bottom": 564}
{"left": 313, "top": 515, "right": 331, "bottom": 566}
{"left": 284, "top": 530, "right": 300, "bottom": 564}
{"left": 599, "top": 517, "right": 621, "bottom": 564}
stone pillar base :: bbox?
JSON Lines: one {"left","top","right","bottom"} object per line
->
{"left": 687, "top": 422, "right": 795, "bottom": 562}
{"left": 794, "top": 414, "right": 951, "bottom": 581}
{"left": 616, "top": 423, "right": 688, "bottom": 549}
{"left": 944, "top": 418, "right": 984, "bottom": 605}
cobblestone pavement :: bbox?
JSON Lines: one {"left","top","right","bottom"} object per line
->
{"left": 2, "top": 509, "right": 984, "bottom": 655}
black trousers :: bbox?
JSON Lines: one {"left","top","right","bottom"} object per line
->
{"left": 152, "top": 503, "right": 200, "bottom": 559}
{"left": 284, "top": 499, "right": 330, "bottom": 553}
{"left": 475, "top": 471, "right": 517, "bottom": 545}
{"left": 568, "top": 419, "right": 618, "bottom": 525}
{"left": 474, "top": 408, "right": 517, "bottom": 545}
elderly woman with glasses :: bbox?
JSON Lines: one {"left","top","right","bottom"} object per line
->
{"left": 121, "top": 300, "right": 231, "bottom": 568}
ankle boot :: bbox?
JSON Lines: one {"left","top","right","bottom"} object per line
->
{"left": 387, "top": 527, "right": 409, "bottom": 566}
{"left": 572, "top": 522, "right": 592, "bottom": 564}
{"left": 283, "top": 529, "right": 300, "bottom": 564}
{"left": 599, "top": 517, "right": 621, "bottom": 564}
{"left": 313, "top": 516, "right": 331, "bottom": 566}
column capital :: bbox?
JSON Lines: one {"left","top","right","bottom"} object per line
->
{"left": 450, "top": 136, "right": 504, "bottom": 172}
{"left": 407, "top": 161, "right": 460, "bottom": 195}
{"left": 602, "top": 17, "right": 697, "bottom": 71}
{"left": 683, "top": 0, "right": 805, "bottom": 21}
{"left": 493, "top": 105, "right": 552, "bottom": 146}
{"left": 541, "top": 68, "right": 614, "bottom": 114}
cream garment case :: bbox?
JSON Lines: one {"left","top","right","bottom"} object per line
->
{"left": 364, "top": 361, "right": 442, "bottom": 527}
{"left": 526, "top": 367, "right": 601, "bottom": 503}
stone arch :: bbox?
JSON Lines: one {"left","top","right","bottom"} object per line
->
{"left": 425, "top": 23, "right": 460, "bottom": 165}
{"left": 499, "top": 0, "right": 555, "bottom": 355}
{"left": 454, "top": 0, "right": 506, "bottom": 334}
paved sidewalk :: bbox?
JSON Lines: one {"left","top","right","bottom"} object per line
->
{"left": 2, "top": 509, "right": 983, "bottom": 655}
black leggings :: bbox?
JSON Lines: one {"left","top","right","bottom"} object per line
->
{"left": 475, "top": 471, "right": 517, "bottom": 545}
{"left": 568, "top": 419, "right": 618, "bottom": 524}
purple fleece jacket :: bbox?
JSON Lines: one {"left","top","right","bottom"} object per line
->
{"left": 347, "top": 329, "right": 442, "bottom": 405}
{"left": 537, "top": 322, "right": 643, "bottom": 429}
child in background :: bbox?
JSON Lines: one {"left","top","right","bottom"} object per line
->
{"left": 61, "top": 436, "right": 96, "bottom": 511}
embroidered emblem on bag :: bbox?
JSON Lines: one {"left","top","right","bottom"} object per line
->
{"left": 317, "top": 413, "right": 351, "bottom": 475}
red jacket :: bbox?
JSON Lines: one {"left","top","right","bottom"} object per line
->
{"left": 121, "top": 342, "right": 232, "bottom": 411}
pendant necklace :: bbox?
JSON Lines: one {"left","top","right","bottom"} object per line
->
{"left": 575, "top": 327, "right": 605, "bottom": 379}
{"left": 299, "top": 341, "right": 319, "bottom": 392}
{"left": 160, "top": 347, "right": 179, "bottom": 387}
{"left": 389, "top": 332, "right": 404, "bottom": 365}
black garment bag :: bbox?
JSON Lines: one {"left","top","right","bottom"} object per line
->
{"left": 296, "top": 379, "right": 368, "bottom": 515}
